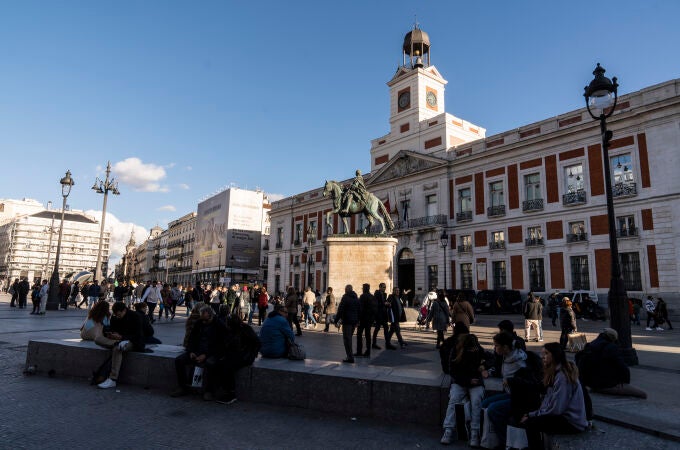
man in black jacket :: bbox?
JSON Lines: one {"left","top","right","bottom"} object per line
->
{"left": 17, "top": 278, "right": 30, "bottom": 309}
{"left": 335, "top": 285, "right": 361, "bottom": 363}
{"left": 97, "top": 301, "right": 145, "bottom": 389}
{"left": 10, "top": 278, "right": 19, "bottom": 307}
{"left": 355, "top": 284, "right": 375, "bottom": 358}
{"left": 523, "top": 294, "right": 543, "bottom": 342}
{"left": 372, "top": 283, "right": 389, "bottom": 350}
{"left": 385, "top": 287, "right": 407, "bottom": 349}
{"left": 172, "top": 305, "right": 230, "bottom": 400}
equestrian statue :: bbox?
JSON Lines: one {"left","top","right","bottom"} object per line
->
{"left": 322, "top": 170, "right": 394, "bottom": 235}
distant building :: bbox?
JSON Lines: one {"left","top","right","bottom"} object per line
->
{"left": 0, "top": 199, "right": 110, "bottom": 286}
{"left": 267, "top": 24, "right": 680, "bottom": 312}
{"left": 167, "top": 212, "right": 197, "bottom": 286}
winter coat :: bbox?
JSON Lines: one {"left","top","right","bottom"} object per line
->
{"left": 259, "top": 312, "right": 294, "bottom": 358}
{"left": 560, "top": 306, "right": 577, "bottom": 331}
{"left": 523, "top": 299, "right": 543, "bottom": 320}
{"left": 358, "top": 292, "right": 376, "bottom": 324}
{"left": 373, "top": 289, "right": 389, "bottom": 323}
{"left": 502, "top": 348, "right": 527, "bottom": 389}
{"left": 451, "top": 300, "right": 475, "bottom": 327}
{"left": 427, "top": 299, "right": 451, "bottom": 331}
{"left": 528, "top": 367, "right": 588, "bottom": 432}
{"left": 449, "top": 341, "right": 485, "bottom": 389}
{"left": 336, "top": 291, "right": 361, "bottom": 325}
{"left": 324, "top": 293, "right": 337, "bottom": 315}
{"left": 576, "top": 335, "right": 629, "bottom": 389}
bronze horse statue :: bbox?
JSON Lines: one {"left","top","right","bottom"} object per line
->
{"left": 322, "top": 180, "right": 394, "bottom": 235}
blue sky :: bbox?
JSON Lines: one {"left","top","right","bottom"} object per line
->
{"left": 1, "top": 1, "right": 679, "bottom": 259}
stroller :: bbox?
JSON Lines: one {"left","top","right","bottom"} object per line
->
{"left": 415, "top": 303, "right": 430, "bottom": 330}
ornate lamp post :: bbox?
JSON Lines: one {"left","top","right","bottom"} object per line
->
{"left": 92, "top": 161, "right": 120, "bottom": 282}
{"left": 440, "top": 229, "right": 448, "bottom": 291}
{"left": 583, "top": 63, "right": 637, "bottom": 365}
{"left": 46, "top": 170, "right": 74, "bottom": 310}
{"left": 217, "top": 242, "right": 224, "bottom": 285}
{"left": 303, "top": 246, "right": 313, "bottom": 288}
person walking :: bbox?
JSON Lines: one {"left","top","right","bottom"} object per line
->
{"left": 655, "top": 297, "right": 673, "bottom": 330}
{"left": 385, "top": 287, "right": 407, "bottom": 349}
{"left": 335, "top": 284, "right": 361, "bottom": 363}
{"left": 302, "top": 286, "right": 317, "bottom": 329}
{"left": 547, "top": 292, "right": 560, "bottom": 327}
{"left": 17, "top": 277, "right": 30, "bottom": 309}
{"left": 371, "top": 283, "right": 389, "bottom": 349}
{"left": 523, "top": 293, "right": 544, "bottom": 342}
{"left": 450, "top": 293, "right": 475, "bottom": 329}
{"left": 87, "top": 280, "right": 101, "bottom": 311}
{"left": 426, "top": 290, "right": 451, "bottom": 349}
{"left": 38, "top": 279, "right": 49, "bottom": 315}
{"left": 29, "top": 281, "right": 41, "bottom": 314}
{"left": 644, "top": 296, "right": 657, "bottom": 330}
{"left": 9, "top": 278, "right": 19, "bottom": 307}
{"left": 285, "top": 287, "right": 302, "bottom": 336}
{"left": 559, "top": 298, "right": 577, "bottom": 350}
{"left": 248, "top": 284, "right": 260, "bottom": 325}
{"left": 257, "top": 286, "right": 269, "bottom": 326}
{"left": 355, "top": 284, "right": 375, "bottom": 357}
{"left": 323, "top": 287, "right": 337, "bottom": 332}
{"left": 141, "top": 280, "right": 162, "bottom": 323}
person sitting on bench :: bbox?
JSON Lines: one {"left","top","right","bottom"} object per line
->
{"left": 97, "top": 301, "right": 145, "bottom": 389}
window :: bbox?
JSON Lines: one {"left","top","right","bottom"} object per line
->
{"left": 617, "top": 215, "right": 637, "bottom": 237}
{"left": 308, "top": 221, "right": 317, "bottom": 243}
{"left": 428, "top": 265, "right": 438, "bottom": 290}
{"left": 567, "top": 221, "right": 587, "bottom": 243}
{"left": 461, "top": 263, "right": 473, "bottom": 289}
{"left": 523, "top": 173, "right": 543, "bottom": 211}
{"left": 458, "top": 235, "right": 472, "bottom": 253}
{"left": 401, "top": 199, "right": 410, "bottom": 221}
{"left": 294, "top": 274, "right": 300, "bottom": 292}
{"left": 457, "top": 188, "right": 472, "bottom": 221}
{"left": 528, "top": 258, "right": 545, "bottom": 291}
{"left": 426, "top": 194, "right": 437, "bottom": 217}
{"left": 492, "top": 261, "right": 506, "bottom": 289}
{"left": 490, "top": 181, "right": 504, "bottom": 207}
{"left": 490, "top": 231, "right": 505, "bottom": 250}
{"left": 611, "top": 154, "right": 637, "bottom": 196}
{"left": 565, "top": 164, "right": 584, "bottom": 192}
{"left": 275, "top": 256, "right": 281, "bottom": 268}
{"left": 620, "top": 252, "right": 642, "bottom": 291}
{"left": 294, "top": 223, "right": 302, "bottom": 244}
{"left": 526, "top": 226, "right": 543, "bottom": 246}
{"left": 276, "top": 227, "right": 283, "bottom": 247}
{"left": 570, "top": 255, "right": 590, "bottom": 290}
{"left": 293, "top": 255, "right": 300, "bottom": 267}
{"left": 274, "top": 275, "right": 280, "bottom": 294}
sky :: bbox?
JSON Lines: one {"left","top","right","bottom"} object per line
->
{"left": 1, "top": 0, "right": 679, "bottom": 263}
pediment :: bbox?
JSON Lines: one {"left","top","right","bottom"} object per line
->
{"left": 368, "top": 151, "right": 447, "bottom": 185}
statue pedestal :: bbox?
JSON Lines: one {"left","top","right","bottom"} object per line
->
{"left": 326, "top": 236, "right": 398, "bottom": 295}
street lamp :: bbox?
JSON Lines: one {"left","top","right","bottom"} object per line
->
{"left": 440, "top": 229, "right": 448, "bottom": 291}
{"left": 46, "top": 170, "right": 74, "bottom": 311}
{"left": 92, "top": 161, "right": 120, "bottom": 282}
{"left": 217, "top": 242, "right": 224, "bottom": 285}
{"left": 584, "top": 63, "right": 637, "bottom": 365}
{"left": 303, "top": 246, "right": 313, "bottom": 288}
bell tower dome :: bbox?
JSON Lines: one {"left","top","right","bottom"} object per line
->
{"left": 402, "top": 25, "right": 431, "bottom": 68}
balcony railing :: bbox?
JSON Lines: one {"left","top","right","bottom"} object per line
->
{"left": 293, "top": 239, "right": 301, "bottom": 246}
{"left": 563, "top": 190, "right": 586, "bottom": 206}
{"left": 293, "top": 262, "right": 300, "bottom": 267}
{"left": 275, "top": 242, "right": 283, "bottom": 249}
{"left": 457, "top": 244, "right": 472, "bottom": 253}
{"left": 489, "top": 240, "right": 506, "bottom": 250}
{"left": 262, "top": 244, "right": 270, "bottom": 251}
{"left": 617, "top": 227, "right": 639, "bottom": 238}
{"left": 522, "top": 198, "right": 544, "bottom": 212}
{"left": 487, "top": 205, "right": 506, "bottom": 217}
{"left": 456, "top": 211, "right": 473, "bottom": 222}
{"left": 525, "top": 238, "right": 544, "bottom": 246}
{"left": 383, "top": 214, "right": 448, "bottom": 232}
{"left": 274, "top": 263, "right": 281, "bottom": 269}
{"left": 566, "top": 233, "right": 588, "bottom": 243}
{"left": 613, "top": 182, "right": 637, "bottom": 198}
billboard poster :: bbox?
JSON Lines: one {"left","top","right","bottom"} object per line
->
{"left": 196, "top": 191, "right": 228, "bottom": 270}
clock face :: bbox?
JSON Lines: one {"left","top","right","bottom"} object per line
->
{"left": 426, "top": 91, "right": 437, "bottom": 107}
{"left": 398, "top": 92, "right": 410, "bottom": 109}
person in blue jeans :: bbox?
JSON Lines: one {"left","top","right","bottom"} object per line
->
{"left": 481, "top": 332, "right": 527, "bottom": 445}
{"left": 302, "top": 286, "right": 317, "bottom": 328}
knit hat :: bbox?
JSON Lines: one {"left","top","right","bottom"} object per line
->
{"left": 601, "top": 328, "right": 618, "bottom": 342}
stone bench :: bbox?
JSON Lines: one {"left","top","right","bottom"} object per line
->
{"left": 25, "top": 338, "right": 454, "bottom": 426}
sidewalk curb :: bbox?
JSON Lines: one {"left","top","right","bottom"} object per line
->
{"left": 593, "top": 412, "right": 680, "bottom": 443}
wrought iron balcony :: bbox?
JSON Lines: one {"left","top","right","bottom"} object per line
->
{"left": 489, "top": 240, "right": 506, "bottom": 250}
{"left": 525, "top": 238, "right": 544, "bottom": 246}
{"left": 487, "top": 205, "right": 506, "bottom": 217}
{"left": 522, "top": 198, "right": 544, "bottom": 212}
{"left": 274, "top": 263, "right": 281, "bottom": 269}
{"left": 457, "top": 244, "right": 472, "bottom": 253}
{"left": 293, "top": 239, "right": 301, "bottom": 246}
{"left": 562, "top": 190, "right": 586, "bottom": 206}
{"left": 617, "top": 227, "right": 638, "bottom": 238}
{"left": 275, "top": 242, "right": 282, "bottom": 249}
{"left": 613, "top": 182, "right": 637, "bottom": 198}
{"left": 293, "top": 261, "right": 300, "bottom": 267}
{"left": 566, "top": 233, "right": 588, "bottom": 243}
{"left": 263, "top": 244, "right": 270, "bottom": 251}
{"left": 456, "top": 211, "right": 473, "bottom": 222}
{"left": 389, "top": 214, "right": 448, "bottom": 232}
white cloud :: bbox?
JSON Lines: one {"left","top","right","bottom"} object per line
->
{"left": 157, "top": 205, "right": 176, "bottom": 212}
{"left": 267, "top": 192, "right": 285, "bottom": 202}
{"left": 178, "top": 183, "right": 190, "bottom": 190}
{"left": 112, "top": 157, "right": 169, "bottom": 192}
{"left": 186, "top": 166, "right": 193, "bottom": 171}
{"left": 84, "top": 210, "right": 147, "bottom": 270}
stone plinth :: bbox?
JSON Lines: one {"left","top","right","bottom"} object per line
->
{"left": 326, "top": 236, "right": 397, "bottom": 294}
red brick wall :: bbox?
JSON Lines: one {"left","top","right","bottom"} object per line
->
{"left": 424, "top": 136, "right": 442, "bottom": 149}
{"left": 590, "top": 214, "right": 609, "bottom": 235}
{"left": 545, "top": 155, "right": 558, "bottom": 203}
{"left": 647, "top": 245, "right": 659, "bottom": 288}
{"left": 475, "top": 173, "right": 484, "bottom": 215}
{"left": 550, "top": 253, "right": 565, "bottom": 289}
{"left": 637, "top": 133, "right": 651, "bottom": 188}
{"left": 374, "top": 155, "right": 388, "bottom": 165}
{"left": 511, "top": 255, "right": 523, "bottom": 290}
{"left": 559, "top": 148, "right": 585, "bottom": 161}
{"left": 508, "top": 164, "right": 519, "bottom": 210}
{"left": 595, "top": 248, "right": 611, "bottom": 288}
{"left": 520, "top": 158, "right": 542, "bottom": 170}
{"left": 474, "top": 230, "right": 487, "bottom": 247}
{"left": 609, "top": 135, "right": 634, "bottom": 149}
{"left": 641, "top": 209, "right": 654, "bottom": 230}
{"left": 588, "top": 144, "right": 605, "bottom": 196}
{"left": 449, "top": 180, "right": 455, "bottom": 219}
{"left": 508, "top": 225, "right": 523, "bottom": 244}
{"left": 456, "top": 175, "right": 472, "bottom": 185}
{"left": 485, "top": 167, "right": 505, "bottom": 178}
{"left": 546, "top": 220, "right": 563, "bottom": 240}
{"left": 400, "top": 123, "right": 410, "bottom": 133}
{"left": 476, "top": 258, "right": 487, "bottom": 290}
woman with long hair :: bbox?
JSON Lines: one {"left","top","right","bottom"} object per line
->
{"left": 426, "top": 290, "right": 451, "bottom": 349}
{"left": 520, "top": 342, "right": 588, "bottom": 449}
{"left": 80, "top": 300, "right": 118, "bottom": 347}
{"left": 559, "top": 298, "right": 577, "bottom": 350}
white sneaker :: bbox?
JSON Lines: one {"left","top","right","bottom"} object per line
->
{"left": 645, "top": 327, "right": 653, "bottom": 331}
{"left": 440, "top": 427, "right": 454, "bottom": 445}
{"left": 97, "top": 378, "right": 116, "bottom": 389}
{"left": 656, "top": 327, "right": 664, "bottom": 331}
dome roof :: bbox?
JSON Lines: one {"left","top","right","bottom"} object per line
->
{"left": 402, "top": 28, "right": 430, "bottom": 55}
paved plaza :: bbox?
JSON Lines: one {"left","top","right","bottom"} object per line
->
{"left": 0, "top": 293, "right": 678, "bottom": 449}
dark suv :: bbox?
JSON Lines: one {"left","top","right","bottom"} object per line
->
{"left": 473, "top": 289, "right": 522, "bottom": 314}
{"left": 446, "top": 289, "right": 476, "bottom": 303}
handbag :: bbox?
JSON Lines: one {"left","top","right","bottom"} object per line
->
{"left": 567, "top": 332, "right": 587, "bottom": 353}
{"left": 191, "top": 366, "right": 204, "bottom": 387}
{"left": 480, "top": 407, "right": 499, "bottom": 449}
{"left": 287, "top": 338, "right": 306, "bottom": 360}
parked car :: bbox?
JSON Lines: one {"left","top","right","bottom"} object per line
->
{"left": 445, "top": 289, "right": 476, "bottom": 303}
{"left": 473, "top": 289, "right": 522, "bottom": 314}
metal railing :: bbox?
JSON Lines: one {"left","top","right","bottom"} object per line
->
{"left": 489, "top": 240, "right": 506, "bottom": 250}
{"left": 456, "top": 211, "right": 473, "bottom": 222}
{"left": 613, "top": 182, "right": 637, "bottom": 197}
{"left": 563, "top": 190, "right": 587, "bottom": 205}
{"left": 457, "top": 244, "right": 472, "bottom": 253}
{"left": 275, "top": 242, "right": 282, "bottom": 249}
{"left": 566, "top": 233, "right": 588, "bottom": 243}
{"left": 487, "top": 205, "right": 506, "bottom": 217}
{"left": 525, "top": 238, "right": 544, "bottom": 246}
{"left": 617, "top": 228, "right": 639, "bottom": 238}
{"left": 522, "top": 198, "right": 544, "bottom": 212}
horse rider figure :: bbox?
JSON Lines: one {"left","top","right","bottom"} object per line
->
{"left": 340, "top": 169, "right": 368, "bottom": 214}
